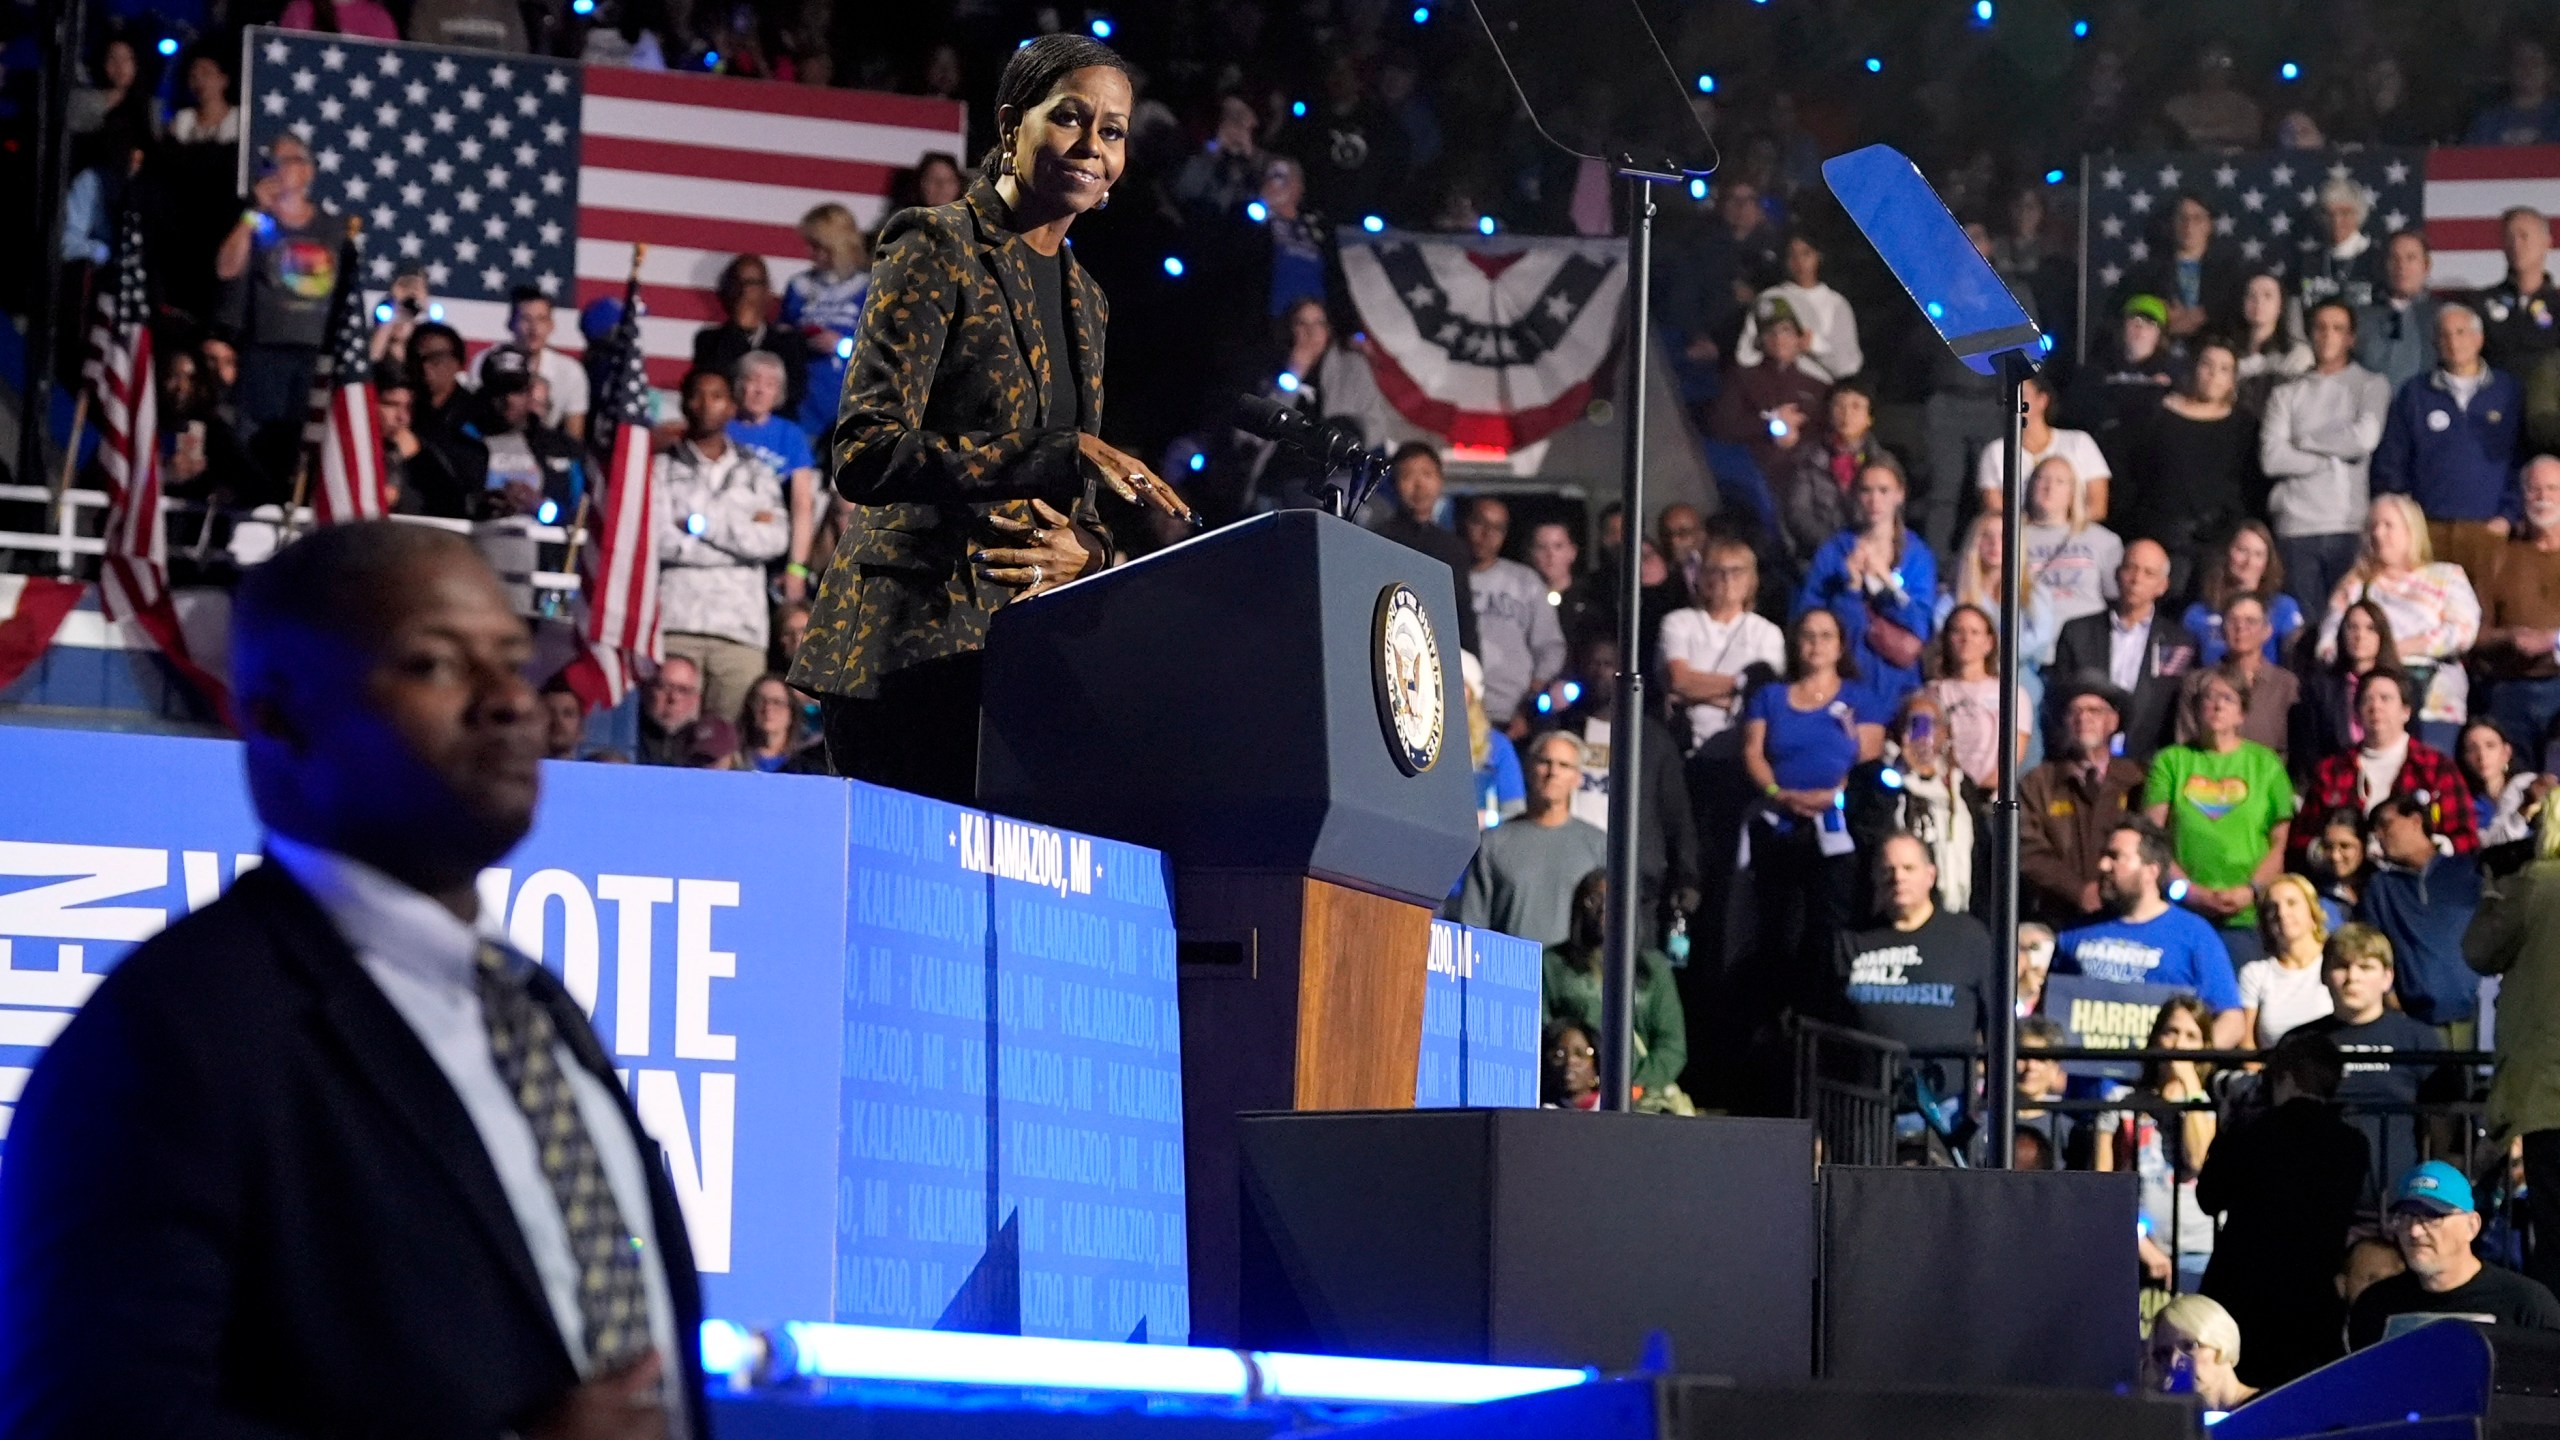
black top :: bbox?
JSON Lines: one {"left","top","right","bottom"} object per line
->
{"left": 1840, "top": 909, "right": 1993, "bottom": 1093}
{"left": 2195, "top": 1097, "right": 2371, "bottom": 1387}
{"left": 2349, "top": 1264, "right": 2560, "bottom": 1350}
{"left": 2289, "top": 1009, "right": 2451, "bottom": 1192}
{"left": 1028, "top": 246, "right": 1078, "bottom": 429}
{"left": 2124, "top": 407, "right": 2260, "bottom": 541}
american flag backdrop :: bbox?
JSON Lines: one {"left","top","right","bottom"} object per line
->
{"left": 241, "top": 28, "right": 964, "bottom": 388}
{"left": 2081, "top": 148, "right": 2425, "bottom": 320}
{"left": 2424, "top": 145, "right": 2560, "bottom": 289}
{"left": 302, "top": 220, "right": 389, "bottom": 524}
{"left": 562, "top": 261, "right": 661, "bottom": 712}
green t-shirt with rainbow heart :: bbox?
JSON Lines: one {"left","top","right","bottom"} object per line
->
{"left": 2143, "top": 740, "right": 2294, "bottom": 932}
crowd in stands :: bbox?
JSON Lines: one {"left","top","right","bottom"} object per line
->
{"left": 35, "top": 0, "right": 2560, "bottom": 1394}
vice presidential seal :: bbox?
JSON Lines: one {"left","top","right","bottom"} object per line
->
{"left": 1373, "top": 583, "right": 1445, "bottom": 775}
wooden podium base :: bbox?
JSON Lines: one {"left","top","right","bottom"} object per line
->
{"left": 1173, "top": 869, "right": 1432, "bottom": 1344}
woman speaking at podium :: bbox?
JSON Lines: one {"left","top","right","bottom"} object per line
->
{"left": 789, "top": 33, "right": 1191, "bottom": 802}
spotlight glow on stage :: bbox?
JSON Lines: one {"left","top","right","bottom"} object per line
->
{"left": 2045, "top": 168, "right": 2065, "bottom": 183}
{"left": 1276, "top": 371, "right": 1300, "bottom": 392}
{"left": 1972, "top": 0, "right": 1992, "bottom": 21}
{"left": 1246, "top": 199, "right": 1268, "bottom": 222}
{"left": 2279, "top": 61, "right": 2300, "bottom": 81}
{"left": 1688, "top": 178, "right": 1708, "bottom": 200}
{"left": 1089, "top": 15, "right": 1113, "bottom": 38}
{"left": 1162, "top": 255, "right": 1186, "bottom": 277}
{"left": 1188, "top": 451, "right": 1207, "bottom": 472}
{"left": 1695, "top": 72, "right": 1716, "bottom": 94}
{"left": 1410, "top": 5, "right": 1429, "bottom": 22}
{"left": 1291, "top": 100, "right": 1307, "bottom": 117}
{"left": 538, "top": 499, "right": 559, "bottom": 524}
{"left": 2072, "top": 18, "right": 2089, "bottom": 36}
{"left": 156, "top": 36, "right": 179, "bottom": 54}
{"left": 1864, "top": 56, "right": 1882, "bottom": 73}
{"left": 1477, "top": 215, "right": 1496, "bottom": 235}
{"left": 1362, "top": 214, "right": 1385, "bottom": 233}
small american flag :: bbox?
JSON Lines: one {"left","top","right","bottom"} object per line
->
{"left": 2083, "top": 148, "right": 2424, "bottom": 317}
{"left": 563, "top": 259, "right": 660, "bottom": 711}
{"left": 242, "top": 28, "right": 963, "bottom": 388}
{"left": 303, "top": 220, "right": 389, "bottom": 524}
{"left": 85, "top": 203, "right": 231, "bottom": 723}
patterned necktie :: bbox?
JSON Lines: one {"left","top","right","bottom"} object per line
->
{"left": 474, "top": 941, "right": 653, "bottom": 1371}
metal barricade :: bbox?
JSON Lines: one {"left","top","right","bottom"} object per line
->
{"left": 1791, "top": 1017, "right": 1909, "bottom": 1168}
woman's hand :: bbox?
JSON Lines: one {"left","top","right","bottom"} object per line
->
{"left": 1078, "top": 432, "right": 1196, "bottom": 525}
{"left": 975, "top": 499, "right": 1090, "bottom": 599}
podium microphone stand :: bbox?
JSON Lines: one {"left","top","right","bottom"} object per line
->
{"left": 1823, "top": 145, "right": 2048, "bottom": 1165}
{"left": 1463, "top": 0, "right": 1715, "bottom": 1112}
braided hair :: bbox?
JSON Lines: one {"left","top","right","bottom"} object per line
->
{"left": 979, "top": 33, "right": 1130, "bottom": 183}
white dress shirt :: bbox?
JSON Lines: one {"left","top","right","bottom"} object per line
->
{"left": 2108, "top": 609, "right": 2153, "bottom": 695}
{"left": 267, "top": 837, "right": 686, "bottom": 1430}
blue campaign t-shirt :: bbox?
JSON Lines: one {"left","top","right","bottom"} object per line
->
{"left": 2054, "top": 906, "right": 2243, "bottom": 1011}
{"left": 730, "top": 414, "right": 816, "bottom": 479}
{"left": 1744, "top": 679, "right": 1880, "bottom": 792}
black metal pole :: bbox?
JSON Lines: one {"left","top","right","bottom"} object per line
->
{"left": 1987, "top": 350, "right": 2032, "bottom": 1166}
{"left": 22, "top": 0, "right": 82, "bottom": 508}
{"left": 1600, "top": 171, "right": 1655, "bottom": 1113}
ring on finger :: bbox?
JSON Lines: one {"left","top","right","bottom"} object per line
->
{"left": 1031, "top": 563, "right": 1043, "bottom": 585}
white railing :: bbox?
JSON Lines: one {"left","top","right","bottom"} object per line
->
{"left": 0, "top": 485, "right": 584, "bottom": 598}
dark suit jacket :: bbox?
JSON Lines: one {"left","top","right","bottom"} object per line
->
{"left": 791, "top": 179, "right": 1110, "bottom": 701}
{"left": 2050, "top": 610, "right": 2201, "bottom": 763}
{"left": 0, "top": 862, "right": 710, "bottom": 1439}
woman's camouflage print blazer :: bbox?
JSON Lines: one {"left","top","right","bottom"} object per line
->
{"left": 788, "top": 178, "right": 1109, "bottom": 700}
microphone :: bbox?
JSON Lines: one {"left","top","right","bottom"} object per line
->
{"left": 1233, "top": 392, "right": 1372, "bottom": 474}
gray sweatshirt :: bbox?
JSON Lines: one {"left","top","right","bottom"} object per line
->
{"left": 1469, "top": 556, "right": 1568, "bottom": 724}
{"left": 2259, "top": 362, "right": 2392, "bottom": 540}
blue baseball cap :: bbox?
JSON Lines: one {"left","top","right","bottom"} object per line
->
{"left": 2392, "top": 1161, "right": 2475, "bottom": 1217}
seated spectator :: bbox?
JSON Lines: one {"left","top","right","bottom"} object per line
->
{"left": 1457, "top": 731, "right": 1610, "bottom": 946}
{"left": 692, "top": 254, "right": 808, "bottom": 418}
{"left": 1465, "top": 496, "right": 1567, "bottom": 737}
{"left": 275, "top": 0, "right": 401, "bottom": 40}
{"left": 2016, "top": 1014, "right": 2073, "bottom": 1160}
{"left": 2470, "top": 40, "right": 2560, "bottom": 146}
{"left": 2357, "top": 232, "right": 2442, "bottom": 394}
{"left": 2184, "top": 523, "right": 2304, "bottom": 664}
{"left": 2053, "top": 818, "right": 2246, "bottom": 1047}
{"left": 740, "top": 674, "right": 819, "bottom": 773}
{"left": 655, "top": 367, "right": 789, "bottom": 723}
{"left": 1554, "top": 632, "right": 1699, "bottom": 928}
{"left": 539, "top": 679, "right": 586, "bottom": 761}
{"left": 2021, "top": 675, "right": 2148, "bottom": 926}
{"left": 2361, "top": 795, "right": 2485, "bottom": 1039}
{"left": 2264, "top": 299, "right": 2394, "bottom": 616}
{"left": 2298, "top": 179, "right": 2386, "bottom": 313}
{"left": 2372, "top": 304, "right": 2521, "bottom": 587}
{"left": 2341, "top": 1233, "right": 2409, "bottom": 1310}
{"left": 2018, "top": 922, "right": 2056, "bottom": 1018}
{"left": 2052, "top": 539, "right": 2197, "bottom": 765}
{"left": 1928, "top": 599, "right": 2036, "bottom": 791}
{"left": 2174, "top": 595, "right": 2297, "bottom": 758}
{"left": 2475, "top": 458, "right": 2560, "bottom": 751}
{"left": 1462, "top": 652, "right": 1525, "bottom": 830}
{"left": 1840, "top": 832, "right": 1993, "bottom": 1107}
{"left": 2293, "top": 920, "right": 2448, "bottom": 1189}
{"left": 2101, "top": 997, "right": 2219, "bottom": 1293}
{"left": 784, "top": 202, "right": 871, "bottom": 439}
{"left": 1848, "top": 690, "right": 1986, "bottom": 921}
{"left": 2238, "top": 874, "right": 2335, "bottom": 1048}
{"left": 2197, "top": 1030, "right": 2370, "bottom": 1389}
{"left": 473, "top": 350, "right": 583, "bottom": 522}
{"left": 2065, "top": 295, "right": 2178, "bottom": 466}
{"left": 1743, "top": 608, "right": 1887, "bottom": 1013}
{"left": 1796, "top": 461, "right": 1935, "bottom": 704}
{"left": 1980, "top": 374, "right": 2112, "bottom": 522}
{"left": 1541, "top": 1019, "right": 1601, "bottom": 1110}
{"left": 2460, "top": 719, "right": 2545, "bottom": 847}
{"left": 637, "top": 654, "right": 704, "bottom": 766}
{"left": 1542, "top": 870, "right": 1689, "bottom": 1113}
{"left": 2314, "top": 497, "right": 2483, "bottom": 752}
{"left": 471, "top": 288, "right": 589, "bottom": 439}
{"left": 2234, "top": 272, "right": 2313, "bottom": 411}
{"left": 726, "top": 350, "right": 821, "bottom": 603}
{"left": 1779, "top": 383, "right": 1898, "bottom": 578}
{"left": 2119, "top": 339, "right": 2259, "bottom": 595}
{"left": 2349, "top": 1160, "right": 2560, "bottom": 1348}
{"left": 2143, "top": 1294, "right": 2261, "bottom": 1410}
{"left": 1714, "top": 300, "right": 1832, "bottom": 480}
{"left": 2295, "top": 669, "right": 2479, "bottom": 865}
{"left": 2311, "top": 805, "right": 2373, "bottom": 928}
{"left": 1734, "top": 233, "right": 1861, "bottom": 383}
{"left": 1368, "top": 444, "right": 1477, "bottom": 655}
{"left": 2021, "top": 456, "right": 2124, "bottom": 629}
{"left": 2467, "top": 800, "right": 2560, "bottom": 1296}
{"left": 2295, "top": 600, "right": 2400, "bottom": 772}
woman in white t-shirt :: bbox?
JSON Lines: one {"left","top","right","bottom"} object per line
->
{"left": 1659, "top": 537, "right": 1787, "bottom": 758}
{"left": 2021, "top": 454, "right": 2124, "bottom": 627}
{"left": 1979, "top": 374, "right": 2112, "bottom": 520}
{"left": 2235, "top": 873, "right": 2332, "bottom": 1047}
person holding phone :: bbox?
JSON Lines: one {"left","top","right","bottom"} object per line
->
{"left": 215, "top": 134, "right": 336, "bottom": 439}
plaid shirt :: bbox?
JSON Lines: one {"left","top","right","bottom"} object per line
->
{"left": 2290, "top": 738, "right": 2478, "bottom": 864}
